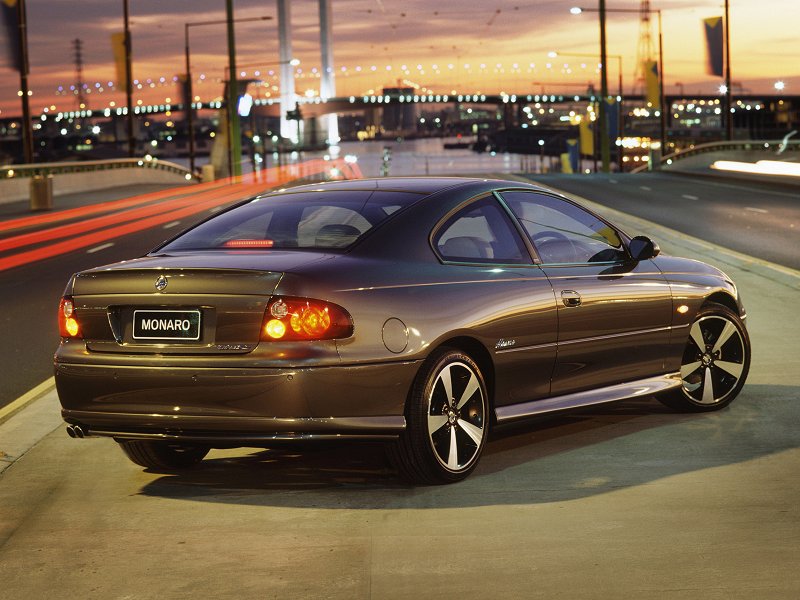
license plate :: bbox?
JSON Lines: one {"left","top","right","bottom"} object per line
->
{"left": 132, "top": 310, "right": 201, "bottom": 341}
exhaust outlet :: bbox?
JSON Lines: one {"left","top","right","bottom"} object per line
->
{"left": 66, "top": 424, "right": 86, "bottom": 438}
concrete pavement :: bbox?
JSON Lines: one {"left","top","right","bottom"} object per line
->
{"left": 1, "top": 190, "right": 799, "bottom": 598}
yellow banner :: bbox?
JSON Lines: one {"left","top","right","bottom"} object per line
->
{"left": 645, "top": 60, "right": 660, "bottom": 109}
{"left": 110, "top": 32, "right": 127, "bottom": 86}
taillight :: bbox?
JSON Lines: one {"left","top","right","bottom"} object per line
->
{"left": 58, "top": 296, "right": 82, "bottom": 338}
{"left": 261, "top": 297, "right": 353, "bottom": 341}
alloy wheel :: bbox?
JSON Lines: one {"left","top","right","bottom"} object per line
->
{"left": 679, "top": 315, "right": 746, "bottom": 405}
{"left": 426, "top": 360, "right": 486, "bottom": 472}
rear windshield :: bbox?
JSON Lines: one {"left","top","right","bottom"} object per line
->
{"left": 158, "top": 190, "right": 423, "bottom": 252}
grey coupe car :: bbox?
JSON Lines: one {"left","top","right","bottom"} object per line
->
{"left": 55, "top": 177, "right": 750, "bottom": 483}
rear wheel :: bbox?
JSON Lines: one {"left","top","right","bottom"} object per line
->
{"left": 389, "top": 348, "right": 489, "bottom": 484}
{"left": 118, "top": 440, "right": 209, "bottom": 471}
{"left": 658, "top": 302, "right": 750, "bottom": 412}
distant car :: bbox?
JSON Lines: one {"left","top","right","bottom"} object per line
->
{"left": 55, "top": 177, "right": 750, "bottom": 483}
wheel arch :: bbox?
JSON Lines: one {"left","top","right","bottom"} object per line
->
{"left": 430, "top": 335, "right": 496, "bottom": 416}
{"left": 703, "top": 291, "right": 739, "bottom": 315}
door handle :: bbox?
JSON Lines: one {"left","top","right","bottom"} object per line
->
{"left": 561, "top": 290, "right": 582, "bottom": 307}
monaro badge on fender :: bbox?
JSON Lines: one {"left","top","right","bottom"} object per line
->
{"left": 155, "top": 275, "right": 168, "bottom": 291}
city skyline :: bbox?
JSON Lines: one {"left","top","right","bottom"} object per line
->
{"left": 1, "top": 0, "right": 798, "bottom": 116}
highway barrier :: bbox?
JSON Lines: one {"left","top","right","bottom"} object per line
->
{"left": 636, "top": 139, "right": 800, "bottom": 174}
{"left": 0, "top": 157, "right": 197, "bottom": 204}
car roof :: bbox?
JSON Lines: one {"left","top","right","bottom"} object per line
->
{"left": 275, "top": 176, "right": 552, "bottom": 196}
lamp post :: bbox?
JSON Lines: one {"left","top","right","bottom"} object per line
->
{"left": 598, "top": 0, "right": 610, "bottom": 173}
{"left": 724, "top": 0, "right": 732, "bottom": 141}
{"left": 184, "top": 15, "right": 271, "bottom": 175}
{"left": 15, "top": 0, "right": 33, "bottom": 163}
{"left": 224, "top": 0, "right": 242, "bottom": 178}
{"left": 550, "top": 50, "right": 624, "bottom": 170}
{"left": 123, "top": 0, "right": 134, "bottom": 157}
{"left": 571, "top": 5, "right": 666, "bottom": 158}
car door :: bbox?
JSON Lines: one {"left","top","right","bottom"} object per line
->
{"left": 498, "top": 190, "right": 673, "bottom": 397}
{"left": 431, "top": 194, "right": 559, "bottom": 406}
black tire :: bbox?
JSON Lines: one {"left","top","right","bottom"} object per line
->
{"left": 118, "top": 440, "right": 209, "bottom": 471}
{"left": 658, "top": 302, "right": 750, "bottom": 412}
{"left": 388, "top": 348, "right": 489, "bottom": 484}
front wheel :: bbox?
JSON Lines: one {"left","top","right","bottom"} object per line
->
{"left": 389, "top": 348, "right": 489, "bottom": 484}
{"left": 118, "top": 440, "right": 209, "bottom": 471}
{"left": 658, "top": 302, "right": 750, "bottom": 412}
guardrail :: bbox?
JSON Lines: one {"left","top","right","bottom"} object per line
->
{"left": 629, "top": 138, "right": 800, "bottom": 174}
{"left": 0, "top": 157, "right": 196, "bottom": 181}
{"left": 0, "top": 157, "right": 199, "bottom": 205}
{"left": 662, "top": 139, "right": 800, "bottom": 165}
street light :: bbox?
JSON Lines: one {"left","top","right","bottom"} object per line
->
{"left": 14, "top": 0, "right": 34, "bottom": 163}
{"left": 549, "top": 50, "right": 624, "bottom": 170}
{"left": 123, "top": 0, "right": 134, "bottom": 157}
{"left": 571, "top": 5, "right": 667, "bottom": 161}
{"left": 184, "top": 15, "right": 272, "bottom": 175}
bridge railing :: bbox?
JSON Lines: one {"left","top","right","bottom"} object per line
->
{"left": 0, "top": 157, "right": 196, "bottom": 181}
{"left": 663, "top": 139, "right": 799, "bottom": 166}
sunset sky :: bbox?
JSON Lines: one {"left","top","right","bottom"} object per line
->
{"left": 1, "top": 0, "right": 798, "bottom": 115}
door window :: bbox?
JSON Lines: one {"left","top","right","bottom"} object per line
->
{"left": 500, "top": 191, "right": 626, "bottom": 264}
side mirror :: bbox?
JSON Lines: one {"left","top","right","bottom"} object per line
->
{"left": 629, "top": 235, "right": 660, "bottom": 260}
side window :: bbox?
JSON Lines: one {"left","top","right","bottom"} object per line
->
{"left": 500, "top": 191, "right": 626, "bottom": 264}
{"left": 434, "top": 196, "right": 530, "bottom": 264}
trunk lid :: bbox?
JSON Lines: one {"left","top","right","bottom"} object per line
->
{"left": 70, "top": 251, "right": 331, "bottom": 355}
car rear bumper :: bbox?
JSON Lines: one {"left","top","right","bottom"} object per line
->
{"left": 55, "top": 360, "right": 419, "bottom": 443}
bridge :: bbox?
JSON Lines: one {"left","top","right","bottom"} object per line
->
{"left": 21, "top": 91, "right": 798, "bottom": 123}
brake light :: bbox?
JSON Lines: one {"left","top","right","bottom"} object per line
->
{"left": 261, "top": 297, "right": 353, "bottom": 341}
{"left": 58, "top": 296, "right": 82, "bottom": 338}
{"left": 222, "top": 239, "right": 274, "bottom": 248}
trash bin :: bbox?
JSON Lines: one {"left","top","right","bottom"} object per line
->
{"left": 29, "top": 175, "right": 53, "bottom": 211}
{"left": 201, "top": 164, "right": 215, "bottom": 182}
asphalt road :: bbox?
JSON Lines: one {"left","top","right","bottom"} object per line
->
{"left": 526, "top": 172, "right": 800, "bottom": 271}
{"left": 1, "top": 183, "right": 798, "bottom": 598}
{"left": 0, "top": 184, "right": 249, "bottom": 410}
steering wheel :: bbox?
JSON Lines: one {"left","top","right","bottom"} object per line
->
{"left": 531, "top": 230, "right": 579, "bottom": 263}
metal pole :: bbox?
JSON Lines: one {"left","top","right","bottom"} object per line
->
{"left": 183, "top": 16, "right": 270, "bottom": 177}
{"left": 123, "top": 0, "right": 134, "bottom": 157}
{"left": 225, "top": 0, "right": 242, "bottom": 178}
{"left": 724, "top": 0, "right": 732, "bottom": 140}
{"left": 617, "top": 56, "right": 624, "bottom": 171}
{"left": 657, "top": 10, "right": 667, "bottom": 154}
{"left": 184, "top": 24, "right": 196, "bottom": 175}
{"left": 598, "top": 0, "right": 610, "bottom": 173}
{"left": 16, "top": 0, "right": 33, "bottom": 163}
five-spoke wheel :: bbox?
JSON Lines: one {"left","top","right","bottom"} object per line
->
{"left": 659, "top": 302, "right": 750, "bottom": 412}
{"left": 389, "top": 348, "right": 488, "bottom": 484}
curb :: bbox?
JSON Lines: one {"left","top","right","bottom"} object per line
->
{"left": 0, "top": 377, "right": 55, "bottom": 426}
{"left": 0, "top": 387, "right": 63, "bottom": 475}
